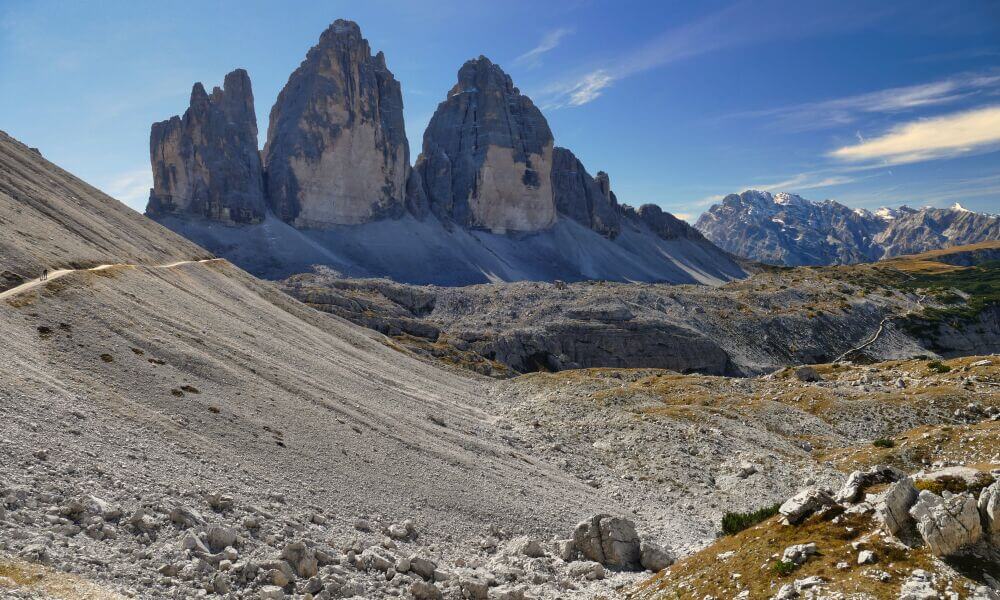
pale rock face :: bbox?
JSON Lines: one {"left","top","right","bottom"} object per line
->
{"left": 908, "top": 490, "right": 983, "bottom": 557}
{"left": 415, "top": 56, "right": 555, "bottom": 233}
{"left": 979, "top": 482, "right": 1000, "bottom": 544}
{"left": 572, "top": 514, "right": 642, "bottom": 570}
{"left": 878, "top": 477, "right": 918, "bottom": 538}
{"left": 264, "top": 20, "right": 409, "bottom": 228}
{"left": 147, "top": 69, "right": 265, "bottom": 224}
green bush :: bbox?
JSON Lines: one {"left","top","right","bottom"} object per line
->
{"left": 873, "top": 438, "right": 895, "bottom": 449}
{"left": 771, "top": 560, "right": 797, "bottom": 576}
{"left": 927, "top": 361, "right": 951, "bottom": 373}
{"left": 721, "top": 503, "right": 781, "bottom": 536}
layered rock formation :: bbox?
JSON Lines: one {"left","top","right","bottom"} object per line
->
{"left": 551, "top": 147, "right": 620, "bottom": 238}
{"left": 146, "top": 69, "right": 265, "bottom": 224}
{"left": 696, "top": 190, "right": 1000, "bottom": 266}
{"left": 263, "top": 19, "right": 409, "bottom": 227}
{"left": 415, "top": 57, "right": 555, "bottom": 234}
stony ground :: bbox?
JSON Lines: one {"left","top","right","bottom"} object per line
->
{"left": 5, "top": 271, "right": 996, "bottom": 599}
{"left": 283, "top": 245, "right": 1000, "bottom": 378}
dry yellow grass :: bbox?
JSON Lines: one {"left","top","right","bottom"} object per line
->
{"left": 627, "top": 510, "right": 978, "bottom": 600}
{"left": 0, "top": 557, "right": 127, "bottom": 599}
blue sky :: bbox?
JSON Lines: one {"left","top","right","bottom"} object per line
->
{"left": 2, "top": 0, "right": 999, "bottom": 221}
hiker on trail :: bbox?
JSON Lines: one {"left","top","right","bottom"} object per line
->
{"left": 41, "top": 269, "right": 48, "bottom": 281}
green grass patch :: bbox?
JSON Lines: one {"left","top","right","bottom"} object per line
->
{"left": 771, "top": 560, "right": 797, "bottom": 576}
{"left": 721, "top": 503, "right": 781, "bottom": 536}
{"left": 873, "top": 438, "right": 895, "bottom": 448}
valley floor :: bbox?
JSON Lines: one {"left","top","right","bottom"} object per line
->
{"left": 2, "top": 258, "right": 998, "bottom": 599}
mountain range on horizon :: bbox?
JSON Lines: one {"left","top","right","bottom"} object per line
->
{"left": 695, "top": 189, "right": 1000, "bottom": 267}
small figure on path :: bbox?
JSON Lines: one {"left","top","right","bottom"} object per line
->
{"left": 41, "top": 268, "right": 48, "bottom": 281}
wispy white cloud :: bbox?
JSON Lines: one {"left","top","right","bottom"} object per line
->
{"left": 566, "top": 70, "right": 614, "bottom": 106}
{"left": 829, "top": 105, "right": 1000, "bottom": 165}
{"left": 729, "top": 70, "right": 1000, "bottom": 130}
{"left": 99, "top": 168, "right": 151, "bottom": 210}
{"left": 538, "top": 0, "right": 890, "bottom": 109}
{"left": 756, "top": 173, "right": 858, "bottom": 192}
{"left": 515, "top": 28, "right": 572, "bottom": 68}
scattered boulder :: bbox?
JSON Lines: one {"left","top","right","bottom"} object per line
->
{"left": 169, "top": 505, "right": 205, "bottom": 528}
{"left": 782, "top": 542, "right": 817, "bottom": 565}
{"left": 779, "top": 488, "right": 835, "bottom": 525}
{"left": 410, "top": 580, "right": 443, "bottom": 600}
{"left": 280, "top": 541, "right": 318, "bottom": 578}
{"left": 407, "top": 555, "right": 436, "bottom": 581}
{"left": 205, "top": 525, "right": 238, "bottom": 553}
{"left": 516, "top": 537, "right": 545, "bottom": 558}
{"left": 639, "top": 541, "right": 674, "bottom": 572}
{"left": 572, "top": 514, "right": 641, "bottom": 570}
{"left": 857, "top": 549, "right": 876, "bottom": 564}
{"left": 259, "top": 585, "right": 285, "bottom": 600}
{"left": 567, "top": 560, "right": 605, "bottom": 580}
{"left": 909, "top": 490, "right": 983, "bottom": 557}
{"left": 835, "top": 465, "right": 906, "bottom": 503}
{"left": 978, "top": 482, "right": 999, "bottom": 544}
{"left": 793, "top": 366, "right": 822, "bottom": 382}
{"left": 878, "top": 477, "right": 919, "bottom": 538}
{"left": 735, "top": 462, "right": 758, "bottom": 479}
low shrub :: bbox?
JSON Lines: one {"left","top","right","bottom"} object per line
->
{"left": 873, "top": 438, "right": 895, "bottom": 449}
{"left": 771, "top": 560, "right": 797, "bottom": 576}
{"left": 927, "top": 361, "right": 951, "bottom": 373}
{"left": 721, "top": 503, "right": 781, "bottom": 536}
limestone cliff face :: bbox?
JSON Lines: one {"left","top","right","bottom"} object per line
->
{"left": 416, "top": 57, "right": 555, "bottom": 234}
{"left": 264, "top": 19, "right": 409, "bottom": 228}
{"left": 146, "top": 69, "right": 265, "bottom": 224}
{"left": 551, "top": 147, "right": 621, "bottom": 238}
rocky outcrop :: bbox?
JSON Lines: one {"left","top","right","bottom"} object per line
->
{"left": 695, "top": 191, "right": 1000, "bottom": 266}
{"left": 415, "top": 57, "right": 555, "bottom": 233}
{"left": 909, "top": 490, "right": 983, "bottom": 557}
{"left": 146, "top": 69, "right": 265, "bottom": 224}
{"left": 264, "top": 20, "right": 409, "bottom": 228}
{"left": 551, "top": 147, "right": 620, "bottom": 238}
{"left": 629, "top": 204, "right": 706, "bottom": 241}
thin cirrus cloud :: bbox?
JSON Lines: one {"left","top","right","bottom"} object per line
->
{"left": 732, "top": 70, "right": 1000, "bottom": 131}
{"left": 829, "top": 105, "right": 1000, "bottom": 165}
{"left": 537, "top": 0, "right": 891, "bottom": 109}
{"left": 514, "top": 28, "right": 572, "bottom": 68}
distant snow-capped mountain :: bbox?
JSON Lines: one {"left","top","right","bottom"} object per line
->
{"left": 695, "top": 190, "right": 999, "bottom": 266}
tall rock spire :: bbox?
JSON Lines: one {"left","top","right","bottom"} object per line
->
{"left": 263, "top": 19, "right": 410, "bottom": 228}
{"left": 415, "top": 57, "right": 555, "bottom": 234}
{"left": 146, "top": 69, "right": 266, "bottom": 224}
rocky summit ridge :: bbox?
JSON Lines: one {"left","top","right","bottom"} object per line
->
{"left": 144, "top": 20, "right": 743, "bottom": 286}
{"left": 695, "top": 189, "right": 1000, "bottom": 266}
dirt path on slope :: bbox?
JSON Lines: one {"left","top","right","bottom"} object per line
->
{"left": 0, "top": 259, "right": 222, "bottom": 301}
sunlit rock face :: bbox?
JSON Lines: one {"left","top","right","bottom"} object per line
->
{"left": 147, "top": 69, "right": 266, "bottom": 224}
{"left": 415, "top": 57, "right": 555, "bottom": 234}
{"left": 263, "top": 19, "right": 409, "bottom": 228}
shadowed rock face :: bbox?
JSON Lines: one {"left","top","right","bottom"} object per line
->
{"left": 263, "top": 19, "right": 409, "bottom": 228}
{"left": 551, "top": 147, "right": 621, "bottom": 238}
{"left": 416, "top": 57, "right": 555, "bottom": 233}
{"left": 146, "top": 69, "right": 265, "bottom": 225}
{"left": 630, "top": 204, "right": 707, "bottom": 241}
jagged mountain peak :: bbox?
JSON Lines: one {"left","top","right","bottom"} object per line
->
{"left": 696, "top": 191, "right": 1000, "bottom": 266}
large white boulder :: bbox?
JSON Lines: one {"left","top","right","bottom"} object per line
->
{"left": 779, "top": 488, "right": 834, "bottom": 525}
{"left": 909, "top": 490, "right": 983, "bottom": 557}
